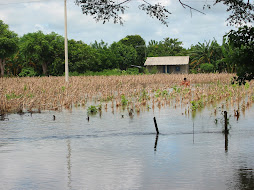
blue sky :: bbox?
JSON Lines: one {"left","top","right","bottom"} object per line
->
{"left": 0, "top": 0, "right": 240, "bottom": 48}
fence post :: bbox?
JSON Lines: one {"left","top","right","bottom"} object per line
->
{"left": 153, "top": 117, "right": 159, "bottom": 135}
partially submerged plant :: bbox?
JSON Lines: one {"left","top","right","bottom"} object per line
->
{"left": 87, "top": 105, "right": 98, "bottom": 114}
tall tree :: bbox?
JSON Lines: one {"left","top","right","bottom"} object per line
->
{"left": 119, "top": 35, "right": 146, "bottom": 67}
{"left": 110, "top": 42, "right": 137, "bottom": 70}
{"left": 20, "top": 31, "right": 63, "bottom": 76}
{"left": 225, "top": 26, "right": 254, "bottom": 84}
{"left": 91, "top": 40, "right": 114, "bottom": 70}
{"left": 190, "top": 40, "right": 221, "bottom": 70}
{"left": 68, "top": 39, "right": 101, "bottom": 73}
{"left": 0, "top": 20, "right": 19, "bottom": 77}
{"left": 147, "top": 38, "right": 185, "bottom": 57}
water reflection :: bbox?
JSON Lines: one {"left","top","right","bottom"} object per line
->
{"left": 225, "top": 131, "right": 228, "bottom": 152}
{"left": 154, "top": 134, "right": 159, "bottom": 151}
{"left": 228, "top": 168, "right": 254, "bottom": 190}
{"left": 66, "top": 139, "right": 72, "bottom": 190}
{"left": 0, "top": 105, "right": 254, "bottom": 189}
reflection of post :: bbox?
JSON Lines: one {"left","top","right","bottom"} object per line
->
{"left": 225, "top": 132, "right": 228, "bottom": 152}
{"left": 66, "top": 139, "right": 72, "bottom": 190}
{"left": 154, "top": 134, "right": 159, "bottom": 151}
{"left": 193, "top": 122, "right": 194, "bottom": 144}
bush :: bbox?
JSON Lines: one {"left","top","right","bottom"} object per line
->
{"left": 126, "top": 68, "right": 139, "bottom": 75}
{"left": 149, "top": 66, "right": 158, "bottom": 74}
{"left": 19, "top": 67, "right": 37, "bottom": 77}
{"left": 200, "top": 63, "right": 214, "bottom": 73}
{"left": 69, "top": 71, "right": 80, "bottom": 76}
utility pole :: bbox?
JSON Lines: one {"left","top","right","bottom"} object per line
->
{"left": 64, "top": 0, "right": 69, "bottom": 82}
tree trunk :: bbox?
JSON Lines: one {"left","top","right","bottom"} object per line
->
{"left": 42, "top": 62, "right": 48, "bottom": 76}
{"left": 0, "top": 59, "right": 5, "bottom": 78}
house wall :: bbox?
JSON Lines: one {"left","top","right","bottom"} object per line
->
{"left": 146, "top": 65, "right": 189, "bottom": 74}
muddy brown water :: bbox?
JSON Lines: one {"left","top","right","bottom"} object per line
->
{"left": 0, "top": 105, "right": 254, "bottom": 190}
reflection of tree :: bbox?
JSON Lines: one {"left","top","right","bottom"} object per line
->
{"left": 228, "top": 168, "right": 254, "bottom": 190}
{"left": 236, "top": 169, "right": 254, "bottom": 190}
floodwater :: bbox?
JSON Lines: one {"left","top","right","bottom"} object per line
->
{"left": 0, "top": 105, "right": 254, "bottom": 190}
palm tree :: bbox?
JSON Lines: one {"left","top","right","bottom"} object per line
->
{"left": 190, "top": 40, "right": 216, "bottom": 69}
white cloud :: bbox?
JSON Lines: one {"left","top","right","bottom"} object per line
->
{"left": 0, "top": 0, "right": 238, "bottom": 48}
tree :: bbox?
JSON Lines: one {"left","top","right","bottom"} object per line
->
{"left": 119, "top": 35, "right": 146, "bottom": 67}
{"left": 147, "top": 38, "right": 186, "bottom": 57}
{"left": 225, "top": 26, "right": 254, "bottom": 84}
{"left": 75, "top": 0, "right": 253, "bottom": 26}
{"left": 20, "top": 31, "right": 64, "bottom": 76}
{"left": 91, "top": 40, "right": 115, "bottom": 70}
{"left": 0, "top": 20, "right": 19, "bottom": 77}
{"left": 190, "top": 40, "right": 222, "bottom": 71}
{"left": 216, "top": 38, "right": 237, "bottom": 73}
{"left": 68, "top": 39, "right": 101, "bottom": 73}
{"left": 215, "top": 0, "right": 254, "bottom": 25}
{"left": 110, "top": 42, "right": 137, "bottom": 70}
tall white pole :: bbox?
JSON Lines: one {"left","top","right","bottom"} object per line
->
{"left": 64, "top": 0, "right": 69, "bottom": 82}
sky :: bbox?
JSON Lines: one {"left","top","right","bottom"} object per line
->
{"left": 0, "top": 0, "right": 242, "bottom": 48}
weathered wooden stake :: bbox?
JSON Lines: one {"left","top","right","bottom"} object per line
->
{"left": 153, "top": 117, "right": 159, "bottom": 135}
{"left": 224, "top": 111, "right": 228, "bottom": 134}
{"left": 224, "top": 111, "right": 229, "bottom": 152}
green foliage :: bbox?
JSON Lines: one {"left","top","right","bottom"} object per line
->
{"left": 191, "top": 99, "right": 204, "bottom": 111}
{"left": 119, "top": 35, "right": 146, "bottom": 66}
{"left": 173, "top": 85, "right": 181, "bottom": 93}
{"left": 149, "top": 66, "right": 158, "bottom": 74}
{"left": 26, "top": 93, "right": 34, "bottom": 98}
{"left": 147, "top": 37, "right": 186, "bottom": 57}
{"left": 87, "top": 105, "right": 98, "bottom": 114}
{"left": 20, "top": 31, "right": 65, "bottom": 76}
{"left": 5, "top": 93, "right": 22, "bottom": 100}
{"left": 18, "top": 67, "right": 37, "bottom": 77}
{"left": 216, "top": 37, "right": 236, "bottom": 73}
{"left": 126, "top": 68, "right": 139, "bottom": 75}
{"left": 244, "top": 82, "right": 250, "bottom": 89}
{"left": 225, "top": 26, "right": 254, "bottom": 84}
{"left": 121, "top": 95, "right": 128, "bottom": 106}
{"left": 190, "top": 40, "right": 222, "bottom": 72}
{"left": 1, "top": 18, "right": 251, "bottom": 78}
{"left": 69, "top": 71, "right": 80, "bottom": 76}
{"left": 110, "top": 42, "right": 137, "bottom": 70}
{"left": 140, "top": 89, "right": 149, "bottom": 101}
{"left": 0, "top": 20, "right": 19, "bottom": 77}
{"left": 200, "top": 63, "right": 214, "bottom": 73}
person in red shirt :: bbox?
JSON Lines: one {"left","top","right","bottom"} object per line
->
{"left": 181, "top": 77, "right": 190, "bottom": 87}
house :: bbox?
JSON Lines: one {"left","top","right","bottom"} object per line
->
{"left": 144, "top": 56, "right": 189, "bottom": 74}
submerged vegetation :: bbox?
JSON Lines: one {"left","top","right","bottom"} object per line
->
{"left": 1, "top": 73, "right": 253, "bottom": 119}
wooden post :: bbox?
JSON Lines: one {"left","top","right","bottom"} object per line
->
{"left": 153, "top": 117, "right": 159, "bottom": 135}
{"left": 224, "top": 111, "right": 228, "bottom": 134}
{"left": 224, "top": 111, "right": 228, "bottom": 152}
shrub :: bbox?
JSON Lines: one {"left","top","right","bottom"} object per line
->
{"left": 149, "top": 66, "right": 158, "bottom": 74}
{"left": 200, "top": 63, "right": 214, "bottom": 73}
{"left": 19, "top": 67, "right": 37, "bottom": 77}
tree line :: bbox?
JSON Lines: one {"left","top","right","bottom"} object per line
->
{"left": 0, "top": 19, "right": 253, "bottom": 81}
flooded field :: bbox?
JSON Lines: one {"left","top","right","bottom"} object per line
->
{"left": 1, "top": 104, "right": 254, "bottom": 190}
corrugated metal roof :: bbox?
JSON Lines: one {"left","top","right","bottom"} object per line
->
{"left": 144, "top": 56, "right": 189, "bottom": 66}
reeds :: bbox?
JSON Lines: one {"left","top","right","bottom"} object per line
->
{"left": 0, "top": 73, "right": 253, "bottom": 117}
